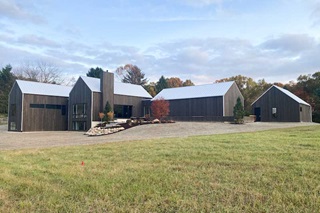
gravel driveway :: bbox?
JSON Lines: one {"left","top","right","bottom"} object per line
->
{"left": 0, "top": 122, "right": 317, "bottom": 150}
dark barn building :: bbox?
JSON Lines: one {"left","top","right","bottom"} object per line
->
{"left": 8, "top": 80, "right": 72, "bottom": 131}
{"left": 69, "top": 73, "right": 152, "bottom": 131}
{"left": 151, "top": 81, "right": 243, "bottom": 121}
{"left": 251, "top": 85, "right": 312, "bottom": 122}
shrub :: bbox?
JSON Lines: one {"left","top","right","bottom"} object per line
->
{"left": 103, "top": 101, "right": 113, "bottom": 122}
{"left": 99, "top": 112, "right": 105, "bottom": 124}
{"left": 145, "top": 114, "right": 151, "bottom": 121}
{"left": 151, "top": 97, "right": 170, "bottom": 122}
{"left": 107, "top": 111, "right": 114, "bottom": 121}
{"left": 312, "top": 111, "right": 320, "bottom": 123}
{"left": 233, "top": 97, "right": 245, "bottom": 124}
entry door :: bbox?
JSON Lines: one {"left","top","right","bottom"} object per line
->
{"left": 254, "top": 107, "right": 261, "bottom": 122}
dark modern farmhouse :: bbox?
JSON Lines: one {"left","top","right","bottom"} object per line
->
{"left": 8, "top": 71, "right": 152, "bottom": 131}
{"left": 150, "top": 81, "right": 244, "bottom": 121}
{"left": 251, "top": 85, "right": 312, "bottom": 122}
{"left": 69, "top": 72, "right": 152, "bottom": 130}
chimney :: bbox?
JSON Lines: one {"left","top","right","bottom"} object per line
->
{"left": 100, "top": 71, "right": 114, "bottom": 111}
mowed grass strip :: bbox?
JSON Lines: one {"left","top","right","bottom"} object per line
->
{"left": 0, "top": 126, "right": 319, "bottom": 212}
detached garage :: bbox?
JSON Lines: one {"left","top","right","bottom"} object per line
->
{"left": 251, "top": 85, "right": 312, "bottom": 122}
{"left": 151, "top": 81, "right": 243, "bottom": 121}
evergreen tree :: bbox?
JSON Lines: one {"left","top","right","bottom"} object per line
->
{"left": 155, "top": 75, "right": 168, "bottom": 93}
{"left": 86, "top": 67, "right": 104, "bottom": 78}
{"left": 233, "top": 97, "right": 245, "bottom": 124}
{"left": 103, "top": 101, "right": 112, "bottom": 114}
{"left": 0, "top": 65, "right": 16, "bottom": 114}
{"left": 103, "top": 101, "right": 113, "bottom": 122}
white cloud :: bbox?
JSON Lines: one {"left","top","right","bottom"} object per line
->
{"left": 261, "top": 34, "right": 316, "bottom": 54}
{"left": 0, "top": 0, "right": 45, "bottom": 24}
{"left": 17, "top": 34, "right": 60, "bottom": 48}
{"left": 144, "top": 35, "right": 320, "bottom": 84}
{"left": 1, "top": 32, "right": 320, "bottom": 85}
{"left": 178, "top": 0, "right": 224, "bottom": 7}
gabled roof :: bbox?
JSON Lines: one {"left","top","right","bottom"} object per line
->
{"left": 16, "top": 80, "right": 72, "bottom": 97}
{"left": 251, "top": 85, "right": 310, "bottom": 106}
{"left": 80, "top": 76, "right": 100, "bottom": 92}
{"left": 80, "top": 76, "right": 152, "bottom": 98}
{"left": 152, "top": 81, "right": 235, "bottom": 101}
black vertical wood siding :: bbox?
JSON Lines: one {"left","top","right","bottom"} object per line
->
{"left": 69, "top": 78, "right": 92, "bottom": 130}
{"left": 23, "top": 94, "right": 68, "bottom": 131}
{"left": 252, "top": 86, "right": 312, "bottom": 122}
{"left": 8, "top": 82, "right": 23, "bottom": 131}
{"left": 159, "top": 82, "right": 243, "bottom": 121}
{"left": 114, "top": 95, "right": 149, "bottom": 117}
{"left": 166, "top": 96, "right": 225, "bottom": 121}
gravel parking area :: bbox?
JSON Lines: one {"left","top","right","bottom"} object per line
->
{"left": 0, "top": 122, "right": 317, "bottom": 150}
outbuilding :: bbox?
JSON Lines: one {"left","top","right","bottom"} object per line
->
{"left": 251, "top": 85, "right": 312, "bottom": 122}
{"left": 150, "top": 81, "right": 243, "bottom": 121}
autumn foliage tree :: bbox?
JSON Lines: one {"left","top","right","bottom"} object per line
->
{"left": 166, "top": 77, "right": 183, "bottom": 88}
{"left": 151, "top": 97, "right": 170, "bottom": 121}
{"left": 216, "top": 75, "right": 271, "bottom": 114}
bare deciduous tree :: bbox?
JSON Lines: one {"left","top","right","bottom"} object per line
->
{"left": 14, "top": 61, "right": 63, "bottom": 84}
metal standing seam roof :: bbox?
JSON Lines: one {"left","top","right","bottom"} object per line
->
{"left": 80, "top": 76, "right": 152, "bottom": 98}
{"left": 152, "top": 81, "right": 235, "bottom": 101}
{"left": 251, "top": 85, "right": 310, "bottom": 106}
{"left": 16, "top": 80, "right": 72, "bottom": 97}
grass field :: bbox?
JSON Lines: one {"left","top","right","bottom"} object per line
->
{"left": 0, "top": 126, "right": 319, "bottom": 212}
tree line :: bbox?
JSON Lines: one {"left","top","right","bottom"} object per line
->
{"left": 87, "top": 65, "right": 195, "bottom": 97}
{"left": 1, "top": 63, "right": 320, "bottom": 122}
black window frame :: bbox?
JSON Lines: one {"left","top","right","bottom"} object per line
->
{"left": 30, "top": 104, "right": 45, "bottom": 108}
{"left": 72, "top": 103, "right": 87, "bottom": 118}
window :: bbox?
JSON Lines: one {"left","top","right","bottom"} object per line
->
{"left": 72, "top": 121, "right": 86, "bottom": 131}
{"left": 10, "top": 104, "right": 16, "bottom": 116}
{"left": 300, "top": 107, "right": 302, "bottom": 112}
{"left": 46, "top": 104, "right": 62, "bottom": 109}
{"left": 30, "top": 104, "right": 45, "bottom": 108}
{"left": 114, "top": 105, "right": 132, "bottom": 118}
{"left": 72, "top": 104, "right": 87, "bottom": 118}
{"left": 272, "top": 108, "right": 277, "bottom": 118}
{"left": 10, "top": 122, "right": 17, "bottom": 131}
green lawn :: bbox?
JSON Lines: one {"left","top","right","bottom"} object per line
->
{"left": 0, "top": 126, "right": 319, "bottom": 212}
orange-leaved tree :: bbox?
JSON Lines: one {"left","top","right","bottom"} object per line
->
{"left": 151, "top": 97, "right": 170, "bottom": 121}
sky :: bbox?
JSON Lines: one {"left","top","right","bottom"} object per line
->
{"left": 0, "top": 0, "right": 320, "bottom": 85}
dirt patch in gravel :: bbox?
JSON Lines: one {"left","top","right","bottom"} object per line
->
{"left": 0, "top": 122, "right": 317, "bottom": 150}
